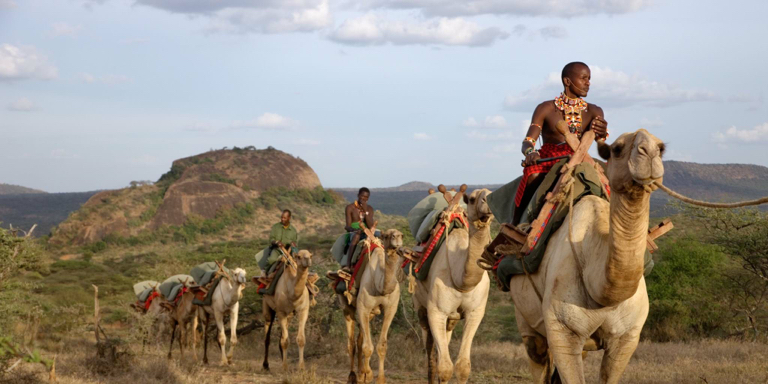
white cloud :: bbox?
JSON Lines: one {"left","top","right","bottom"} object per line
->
{"left": 712, "top": 123, "right": 768, "bottom": 143}
{"left": 7, "top": 97, "right": 35, "bottom": 111}
{"left": 463, "top": 115, "right": 507, "bottom": 128}
{"left": 50, "top": 22, "right": 83, "bottom": 37}
{"left": 329, "top": 14, "right": 509, "bottom": 46}
{"left": 466, "top": 129, "right": 514, "bottom": 141}
{"left": 50, "top": 149, "right": 80, "bottom": 159}
{"left": 0, "top": 44, "right": 58, "bottom": 81}
{"left": 136, "top": 0, "right": 331, "bottom": 34}
{"left": 0, "top": 0, "right": 17, "bottom": 9}
{"left": 232, "top": 113, "right": 298, "bottom": 130}
{"left": 538, "top": 26, "right": 567, "bottom": 40}
{"left": 79, "top": 72, "right": 131, "bottom": 85}
{"left": 353, "top": 0, "right": 651, "bottom": 17}
{"left": 504, "top": 66, "right": 717, "bottom": 111}
{"left": 413, "top": 132, "right": 431, "bottom": 140}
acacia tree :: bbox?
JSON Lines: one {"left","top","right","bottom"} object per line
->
{"left": 687, "top": 206, "right": 768, "bottom": 340}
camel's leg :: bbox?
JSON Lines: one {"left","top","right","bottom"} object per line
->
{"left": 418, "top": 307, "right": 437, "bottom": 384}
{"left": 296, "top": 307, "right": 309, "bottom": 371}
{"left": 599, "top": 332, "right": 641, "bottom": 384}
{"left": 547, "top": 323, "right": 586, "bottom": 384}
{"left": 167, "top": 322, "right": 178, "bottom": 359}
{"left": 454, "top": 306, "right": 486, "bottom": 384}
{"left": 376, "top": 302, "right": 397, "bottom": 384}
{"left": 279, "top": 314, "right": 290, "bottom": 371}
{"left": 214, "top": 310, "right": 228, "bottom": 366}
{"left": 178, "top": 321, "right": 185, "bottom": 359}
{"left": 263, "top": 306, "right": 275, "bottom": 372}
{"left": 202, "top": 312, "right": 210, "bottom": 365}
{"left": 357, "top": 308, "right": 374, "bottom": 384}
{"left": 191, "top": 312, "right": 199, "bottom": 362}
{"left": 427, "top": 310, "right": 453, "bottom": 383}
{"left": 344, "top": 307, "right": 358, "bottom": 384}
{"left": 227, "top": 303, "right": 239, "bottom": 364}
{"left": 357, "top": 326, "right": 364, "bottom": 378}
{"left": 522, "top": 335, "right": 551, "bottom": 384}
{"left": 445, "top": 317, "right": 459, "bottom": 345}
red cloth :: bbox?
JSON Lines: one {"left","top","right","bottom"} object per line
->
{"left": 173, "top": 287, "right": 188, "bottom": 305}
{"left": 144, "top": 291, "right": 160, "bottom": 310}
{"left": 515, "top": 142, "right": 574, "bottom": 207}
{"left": 348, "top": 242, "right": 381, "bottom": 288}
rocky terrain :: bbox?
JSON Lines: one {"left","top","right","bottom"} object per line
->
{"left": 47, "top": 147, "right": 333, "bottom": 246}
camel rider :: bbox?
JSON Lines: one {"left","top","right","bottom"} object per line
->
{"left": 513, "top": 61, "right": 609, "bottom": 225}
{"left": 342, "top": 187, "right": 375, "bottom": 273}
{"left": 265, "top": 209, "right": 298, "bottom": 276}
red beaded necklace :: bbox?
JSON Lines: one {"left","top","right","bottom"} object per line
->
{"left": 554, "top": 93, "right": 588, "bottom": 137}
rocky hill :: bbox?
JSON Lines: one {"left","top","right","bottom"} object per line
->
{"left": 48, "top": 147, "right": 334, "bottom": 246}
{"left": 0, "top": 183, "right": 46, "bottom": 195}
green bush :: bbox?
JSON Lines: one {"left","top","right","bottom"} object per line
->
{"left": 644, "top": 237, "right": 731, "bottom": 341}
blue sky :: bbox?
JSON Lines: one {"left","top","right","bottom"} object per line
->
{"left": 1, "top": 0, "right": 767, "bottom": 192}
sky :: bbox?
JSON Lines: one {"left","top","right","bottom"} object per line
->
{"left": 1, "top": 0, "right": 768, "bottom": 193}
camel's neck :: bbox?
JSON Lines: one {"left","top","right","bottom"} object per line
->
{"left": 290, "top": 264, "right": 309, "bottom": 300}
{"left": 455, "top": 220, "right": 491, "bottom": 292}
{"left": 217, "top": 279, "right": 240, "bottom": 308}
{"left": 375, "top": 249, "right": 400, "bottom": 295}
{"left": 587, "top": 189, "right": 650, "bottom": 307}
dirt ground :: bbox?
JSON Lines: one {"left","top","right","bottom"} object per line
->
{"left": 19, "top": 331, "right": 768, "bottom": 384}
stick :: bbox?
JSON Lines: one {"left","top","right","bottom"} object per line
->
{"left": 92, "top": 285, "right": 100, "bottom": 344}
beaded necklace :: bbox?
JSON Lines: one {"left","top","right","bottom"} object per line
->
{"left": 554, "top": 93, "right": 588, "bottom": 137}
{"left": 354, "top": 201, "right": 368, "bottom": 221}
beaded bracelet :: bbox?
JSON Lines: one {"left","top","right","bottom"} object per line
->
{"left": 524, "top": 147, "right": 536, "bottom": 156}
{"left": 529, "top": 123, "right": 542, "bottom": 130}
{"left": 523, "top": 136, "right": 537, "bottom": 146}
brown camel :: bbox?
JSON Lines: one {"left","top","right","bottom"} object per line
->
{"left": 262, "top": 250, "right": 313, "bottom": 371}
{"left": 340, "top": 229, "right": 404, "bottom": 384}
{"left": 509, "top": 129, "right": 664, "bottom": 383}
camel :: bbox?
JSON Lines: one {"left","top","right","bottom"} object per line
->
{"left": 339, "top": 229, "right": 404, "bottom": 384}
{"left": 161, "top": 290, "right": 199, "bottom": 360}
{"left": 193, "top": 267, "right": 248, "bottom": 365}
{"left": 262, "top": 250, "right": 313, "bottom": 371}
{"left": 509, "top": 129, "right": 663, "bottom": 384}
{"left": 412, "top": 188, "right": 493, "bottom": 384}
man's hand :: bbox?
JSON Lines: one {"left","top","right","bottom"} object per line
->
{"left": 277, "top": 241, "right": 284, "bottom": 248}
{"left": 591, "top": 116, "right": 608, "bottom": 139}
{"left": 522, "top": 151, "right": 541, "bottom": 167}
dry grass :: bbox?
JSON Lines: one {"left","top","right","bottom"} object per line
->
{"left": 18, "top": 330, "right": 767, "bottom": 384}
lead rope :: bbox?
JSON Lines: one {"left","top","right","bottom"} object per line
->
{"left": 654, "top": 182, "right": 768, "bottom": 208}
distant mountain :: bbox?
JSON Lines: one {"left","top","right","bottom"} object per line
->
{"left": 0, "top": 191, "right": 99, "bottom": 236}
{"left": 335, "top": 161, "right": 768, "bottom": 217}
{"left": 0, "top": 183, "right": 46, "bottom": 195}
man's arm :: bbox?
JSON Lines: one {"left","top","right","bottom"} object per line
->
{"left": 521, "top": 103, "right": 547, "bottom": 167}
{"left": 344, "top": 205, "right": 357, "bottom": 232}
{"left": 269, "top": 225, "right": 281, "bottom": 246}
{"left": 588, "top": 105, "right": 608, "bottom": 139}
{"left": 364, "top": 206, "right": 375, "bottom": 229}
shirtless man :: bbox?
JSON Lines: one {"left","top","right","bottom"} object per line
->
{"left": 343, "top": 187, "right": 375, "bottom": 272}
{"left": 513, "top": 62, "right": 609, "bottom": 224}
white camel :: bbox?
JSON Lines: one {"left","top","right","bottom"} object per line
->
{"left": 509, "top": 129, "right": 664, "bottom": 383}
{"left": 340, "top": 228, "right": 404, "bottom": 384}
{"left": 193, "top": 267, "right": 248, "bottom": 365}
{"left": 262, "top": 250, "right": 313, "bottom": 371}
{"left": 412, "top": 188, "right": 493, "bottom": 384}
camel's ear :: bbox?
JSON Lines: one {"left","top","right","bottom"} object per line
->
{"left": 597, "top": 140, "right": 611, "bottom": 160}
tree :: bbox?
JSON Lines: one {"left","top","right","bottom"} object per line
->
{"left": 686, "top": 206, "right": 768, "bottom": 340}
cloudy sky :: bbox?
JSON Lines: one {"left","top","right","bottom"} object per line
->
{"left": 1, "top": 0, "right": 767, "bottom": 192}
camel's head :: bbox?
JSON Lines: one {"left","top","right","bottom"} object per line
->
{"left": 231, "top": 267, "right": 247, "bottom": 299}
{"left": 381, "top": 229, "right": 404, "bottom": 251}
{"left": 463, "top": 188, "right": 494, "bottom": 227}
{"left": 597, "top": 129, "right": 665, "bottom": 196}
{"left": 296, "top": 249, "right": 313, "bottom": 268}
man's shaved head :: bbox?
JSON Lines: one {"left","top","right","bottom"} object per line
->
{"left": 562, "top": 62, "right": 589, "bottom": 85}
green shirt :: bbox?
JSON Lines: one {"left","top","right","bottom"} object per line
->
{"left": 267, "top": 223, "right": 298, "bottom": 266}
{"left": 269, "top": 222, "right": 298, "bottom": 246}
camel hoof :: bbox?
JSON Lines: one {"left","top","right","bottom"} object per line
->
{"left": 347, "top": 372, "right": 357, "bottom": 384}
{"left": 263, "top": 362, "right": 270, "bottom": 372}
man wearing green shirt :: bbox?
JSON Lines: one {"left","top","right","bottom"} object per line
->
{"left": 265, "top": 209, "right": 298, "bottom": 274}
